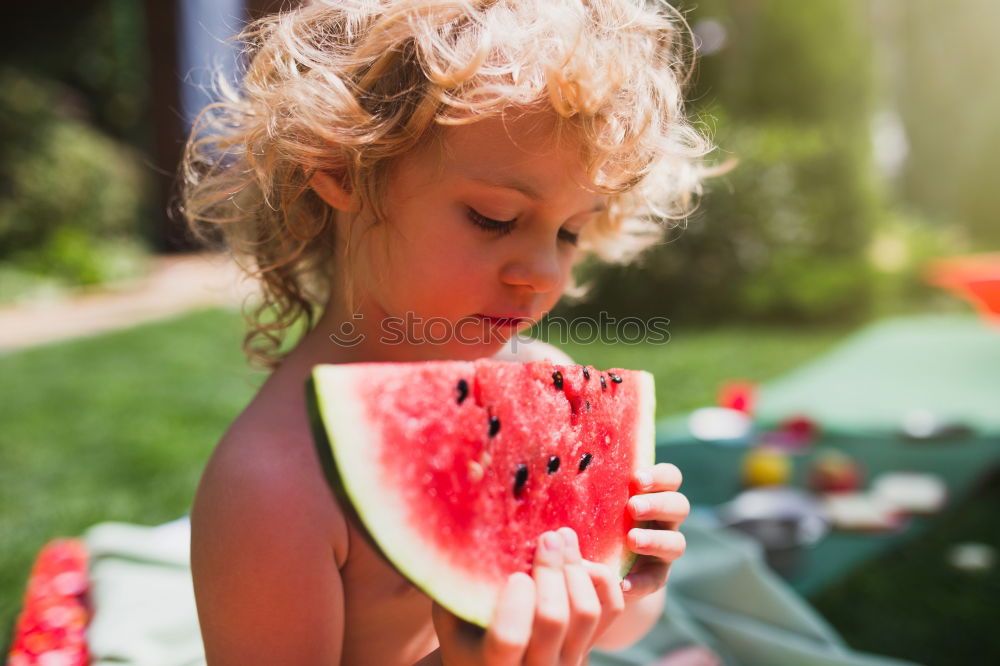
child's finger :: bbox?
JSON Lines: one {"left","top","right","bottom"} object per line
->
{"left": 524, "top": 531, "right": 569, "bottom": 666}
{"left": 481, "top": 572, "right": 536, "bottom": 665}
{"left": 557, "top": 528, "right": 601, "bottom": 664}
{"left": 635, "top": 463, "right": 683, "bottom": 493}
{"left": 628, "top": 527, "right": 687, "bottom": 562}
{"left": 629, "top": 491, "right": 690, "bottom": 526}
{"left": 581, "top": 559, "right": 626, "bottom": 643}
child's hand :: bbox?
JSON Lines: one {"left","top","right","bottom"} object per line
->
{"left": 622, "top": 463, "right": 689, "bottom": 598}
{"left": 430, "top": 528, "right": 625, "bottom": 665}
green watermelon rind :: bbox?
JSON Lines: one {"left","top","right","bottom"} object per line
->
{"left": 307, "top": 362, "right": 657, "bottom": 628}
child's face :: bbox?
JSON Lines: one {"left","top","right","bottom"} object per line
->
{"left": 350, "top": 111, "right": 604, "bottom": 360}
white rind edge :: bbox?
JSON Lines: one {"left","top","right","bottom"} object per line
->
{"left": 311, "top": 364, "right": 498, "bottom": 626}
{"left": 311, "top": 364, "right": 658, "bottom": 627}
{"left": 635, "top": 371, "right": 657, "bottom": 470}
{"left": 623, "top": 370, "right": 658, "bottom": 576}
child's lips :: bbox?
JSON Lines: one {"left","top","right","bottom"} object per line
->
{"left": 474, "top": 314, "right": 530, "bottom": 328}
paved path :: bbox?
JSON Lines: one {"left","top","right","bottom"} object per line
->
{"left": 0, "top": 253, "right": 254, "bottom": 353}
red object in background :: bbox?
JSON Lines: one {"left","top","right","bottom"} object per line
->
{"left": 760, "top": 414, "right": 821, "bottom": 452}
{"left": 718, "top": 380, "right": 757, "bottom": 414}
{"left": 926, "top": 253, "right": 1000, "bottom": 326}
{"left": 6, "top": 539, "right": 90, "bottom": 666}
{"left": 779, "top": 414, "right": 820, "bottom": 447}
{"left": 809, "top": 450, "right": 865, "bottom": 494}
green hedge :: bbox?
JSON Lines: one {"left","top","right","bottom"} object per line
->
{"left": 0, "top": 67, "right": 147, "bottom": 295}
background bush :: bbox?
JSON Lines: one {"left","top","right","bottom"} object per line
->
{"left": 561, "top": 0, "right": 881, "bottom": 325}
{"left": 0, "top": 0, "right": 151, "bottom": 301}
{"left": 893, "top": 0, "right": 1000, "bottom": 248}
{"left": 0, "top": 68, "right": 147, "bottom": 296}
{"left": 560, "top": 0, "right": 994, "bottom": 326}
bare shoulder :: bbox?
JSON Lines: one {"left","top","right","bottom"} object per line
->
{"left": 190, "top": 406, "right": 349, "bottom": 664}
{"left": 193, "top": 412, "right": 349, "bottom": 563}
{"left": 492, "top": 336, "right": 576, "bottom": 364}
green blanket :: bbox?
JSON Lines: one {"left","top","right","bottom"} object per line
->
{"left": 656, "top": 314, "right": 1000, "bottom": 597}
{"left": 754, "top": 314, "right": 1000, "bottom": 436}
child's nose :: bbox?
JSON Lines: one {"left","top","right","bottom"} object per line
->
{"left": 498, "top": 241, "right": 562, "bottom": 293}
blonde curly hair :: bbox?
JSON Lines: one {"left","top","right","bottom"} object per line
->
{"left": 181, "top": 0, "right": 714, "bottom": 369}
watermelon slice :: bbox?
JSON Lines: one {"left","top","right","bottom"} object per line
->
{"left": 307, "top": 359, "right": 655, "bottom": 627}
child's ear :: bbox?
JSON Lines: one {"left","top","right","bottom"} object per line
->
{"left": 310, "top": 170, "right": 356, "bottom": 212}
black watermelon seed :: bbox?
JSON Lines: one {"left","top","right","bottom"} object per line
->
{"left": 609, "top": 373, "right": 622, "bottom": 384}
{"left": 547, "top": 455, "right": 560, "bottom": 474}
{"left": 583, "top": 367, "right": 590, "bottom": 380}
{"left": 514, "top": 464, "right": 529, "bottom": 495}
{"left": 585, "top": 400, "right": 591, "bottom": 411}
{"left": 552, "top": 370, "right": 564, "bottom": 390}
{"left": 600, "top": 376, "right": 607, "bottom": 391}
{"left": 456, "top": 379, "right": 469, "bottom": 404}
{"left": 488, "top": 415, "right": 500, "bottom": 437}
{"left": 578, "top": 452, "right": 593, "bottom": 472}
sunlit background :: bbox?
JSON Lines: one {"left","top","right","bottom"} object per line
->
{"left": 2, "top": 1, "right": 998, "bottom": 664}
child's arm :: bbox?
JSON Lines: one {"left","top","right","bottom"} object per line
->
{"left": 592, "top": 587, "right": 666, "bottom": 651}
{"left": 190, "top": 429, "right": 349, "bottom": 665}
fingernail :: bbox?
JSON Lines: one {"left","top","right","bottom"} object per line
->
{"left": 621, "top": 578, "right": 633, "bottom": 592}
{"left": 559, "top": 527, "right": 578, "bottom": 551}
{"left": 631, "top": 497, "right": 649, "bottom": 516}
{"left": 636, "top": 471, "right": 652, "bottom": 489}
{"left": 632, "top": 530, "right": 649, "bottom": 548}
{"left": 542, "top": 531, "right": 563, "bottom": 553}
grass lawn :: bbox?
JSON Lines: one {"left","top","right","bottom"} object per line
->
{"left": 0, "top": 308, "right": 876, "bottom": 653}
{"left": 0, "top": 308, "right": 264, "bottom": 648}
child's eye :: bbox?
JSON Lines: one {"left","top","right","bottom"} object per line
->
{"left": 558, "top": 228, "right": 580, "bottom": 246}
{"left": 467, "top": 207, "right": 515, "bottom": 237}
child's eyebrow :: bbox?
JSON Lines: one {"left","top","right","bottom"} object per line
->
{"left": 468, "top": 174, "right": 543, "bottom": 200}
{"left": 466, "top": 175, "right": 606, "bottom": 213}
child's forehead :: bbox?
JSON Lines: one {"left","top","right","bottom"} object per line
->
{"left": 425, "top": 112, "right": 599, "bottom": 194}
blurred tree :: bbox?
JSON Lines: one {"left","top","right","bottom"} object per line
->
{"left": 0, "top": 68, "right": 146, "bottom": 290}
{"left": 559, "top": 0, "right": 880, "bottom": 324}
{"left": 1, "top": 0, "right": 304, "bottom": 258}
{"left": 2, "top": 0, "right": 149, "bottom": 147}
{"left": 1, "top": 0, "right": 159, "bottom": 264}
{"left": 890, "top": 0, "right": 1000, "bottom": 247}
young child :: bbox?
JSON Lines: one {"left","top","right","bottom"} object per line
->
{"left": 183, "top": 0, "right": 712, "bottom": 663}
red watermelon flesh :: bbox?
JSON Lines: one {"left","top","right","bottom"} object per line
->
{"left": 308, "top": 359, "right": 656, "bottom": 626}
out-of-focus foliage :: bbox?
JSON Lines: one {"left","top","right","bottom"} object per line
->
{"left": 0, "top": 0, "right": 152, "bottom": 300}
{"left": 891, "top": 0, "right": 1000, "bottom": 248}
{"left": 562, "top": 0, "right": 883, "bottom": 324}
{"left": 0, "top": 68, "right": 147, "bottom": 295}
{"left": 864, "top": 207, "right": 971, "bottom": 319}
{"left": 2, "top": 0, "right": 150, "bottom": 145}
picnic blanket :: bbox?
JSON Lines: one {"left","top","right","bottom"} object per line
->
{"left": 754, "top": 314, "right": 1000, "bottom": 435}
{"left": 82, "top": 516, "right": 913, "bottom": 666}
{"left": 656, "top": 314, "right": 1000, "bottom": 596}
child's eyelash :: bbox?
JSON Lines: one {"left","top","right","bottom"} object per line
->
{"left": 467, "top": 207, "right": 580, "bottom": 246}
{"left": 558, "top": 228, "right": 580, "bottom": 246}
{"left": 467, "top": 208, "right": 515, "bottom": 237}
